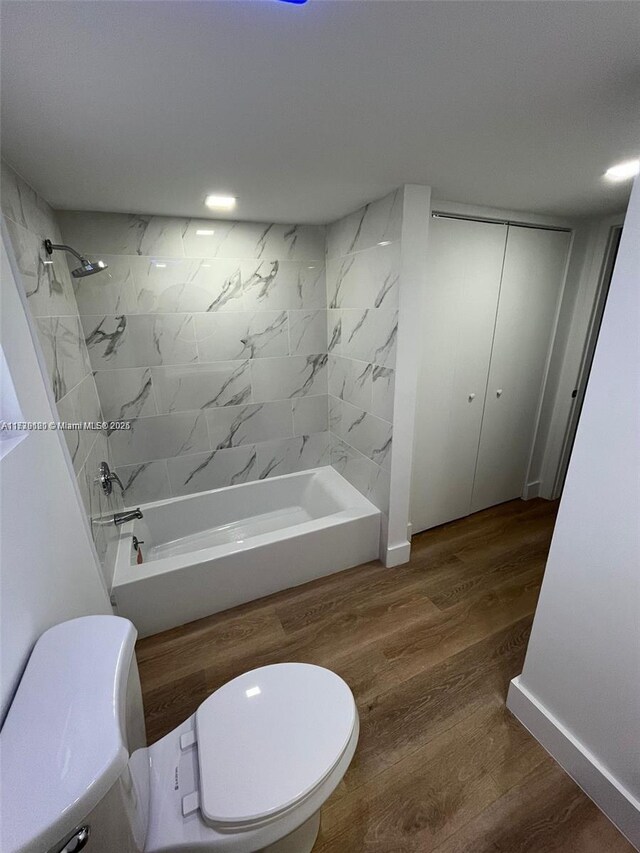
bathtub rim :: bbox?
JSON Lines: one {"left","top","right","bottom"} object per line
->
{"left": 112, "top": 466, "right": 379, "bottom": 587}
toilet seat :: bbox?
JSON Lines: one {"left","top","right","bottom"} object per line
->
{"left": 195, "top": 663, "right": 357, "bottom": 831}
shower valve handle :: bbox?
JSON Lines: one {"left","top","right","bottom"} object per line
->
{"left": 97, "top": 461, "right": 124, "bottom": 496}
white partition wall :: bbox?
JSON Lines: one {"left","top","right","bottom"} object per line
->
{"left": 326, "top": 185, "right": 432, "bottom": 566}
{"left": 386, "top": 185, "right": 431, "bottom": 565}
{"left": 507, "top": 177, "right": 640, "bottom": 848}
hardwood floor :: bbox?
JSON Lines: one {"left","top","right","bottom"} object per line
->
{"left": 136, "top": 498, "right": 633, "bottom": 852}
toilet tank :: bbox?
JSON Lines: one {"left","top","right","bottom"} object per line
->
{"left": 0, "top": 616, "right": 150, "bottom": 853}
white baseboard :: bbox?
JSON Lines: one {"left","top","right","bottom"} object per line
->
{"left": 384, "top": 540, "right": 411, "bottom": 568}
{"left": 507, "top": 676, "right": 640, "bottom": 850}
{"left": 522, "top": 480, "right": 541, "bottom": 499}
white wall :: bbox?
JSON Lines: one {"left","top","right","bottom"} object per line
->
{"left": 508, "top": 178, "right": 640, "bottom": 847}
{"left": 0, "top": 230, "right": 110, "bottom": 723}
{"left": 386, "top": 185, "right": 431, "bottom": 565}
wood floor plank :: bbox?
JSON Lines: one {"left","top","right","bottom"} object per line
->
{"left": 136, "top": 497, "right": 633, "bottom": 851}
{"left": 136, "top": 604, "right": 287, "bottom": 691}
{"left": 142, "top": 668, "right": 211, "bottom": 744}
{"left": 423, "top": 538, "right": 551, "bottom": 610}
{"left": 315, "top": 702, "right": 505, "bottom": 852}
{"left": 379, "top": 566, "right": 543, "bottom": 688}
{"left": 314, "top": 698, "right": 556, "bottom": 853}
{"left": 431, "top": 759, "right": 634, "bottom": 853}
{"left": 343, "top": 618, "right": 533, "bottom": 793}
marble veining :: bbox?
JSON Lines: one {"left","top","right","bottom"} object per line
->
{"left": 37, "top": 316, "right": 91, "bottom": 402}
{"left": 112, "top": 371, "right": 153, "bottom": 425}
{"left": 83, "top": 313, "right": 198, "bottom": 370}
{"left": 207, "top": 400, "right": 294, "bottom": 450}
{"left": 121, "top": 463, "right": 152, "bottom": 497}
{"left": 206, "top": 267, "right": 244, "bottom": 312}
{"left": 244, "top": 260, "right": 279, "bottom": 304}
{"left": 239, "top": 311, "right": 288, "bottom": 358}
{"left": 108, "top": 411, "right": 209, "bottom": 467}
{"left": 371, "top": 365, "right": 395, "bottom": 421}
{"left": 202, "top": 362, "right": 253, "bottom": 409}
{"left": 326, "top": 189, "right": 402, "bottom": 259}
{"left": 340, "top": 308, "right": 398, "bottom": 368}
{"left": 289, "top": 310, "right": 327, "bottom": 356}
{"left": 56, "top": 211, "right": 187, "bottom": 257}
{"left": 85, "top": 315, "right": 128, "bottom": 360}
{"left": 212, "top": 404, "right": 265, "bottom": 449}
{"left": 330, "top": 435, "right": 390, "bottom": 514}
{"left": 327, "top": 312, "right": 342, "bottom": 353}
{"left": 1, "top": 160, "right": 53, "bottom": 238}
{"left": 325, "top": 190, "right": 404, "bottom": 513}
{"left": 292, "top": 354, "right": 328, "bottom": 398}
{"left": 94, "top": 367, "right": 157, "bottom": 421}
{"left": 328, "top": 356, "right": 373, "bottom": 411}
{"left": 374, "top": 267, "right": 399, "bottom": 308}
{"left": 373, "top": 315, "right": 398, "bottom": 367}
{"left": 114, "top": 461, "right": 171, "bottom": 507}
{"left": 179, "top": 446, "right": 258, "bottom": 491}
{"left": 328, "top": 256, "right": 356, "bottom": 309}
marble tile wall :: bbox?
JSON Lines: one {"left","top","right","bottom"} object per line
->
{"left": 57, "top": 210, "right": 329, "bottom": 505}
{"left": 325, "top": 189, "right": 403, "bottom": 515}
{"left": 1, "top": 161, "right": 124, "bottom": 581}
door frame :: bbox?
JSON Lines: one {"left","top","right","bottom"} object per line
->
{"left": 551, "top": 219, "right": 625, "bottom": 497}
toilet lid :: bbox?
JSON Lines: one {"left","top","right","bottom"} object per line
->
{"left": 195, "top": 663, "right": 356, "bottom": 828}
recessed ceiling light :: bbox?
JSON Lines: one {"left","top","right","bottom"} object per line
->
{"left": 154, "top": 263, "right": 167, "bottom": 268}
{"left": 378, "top": 241, "right": 391, "bottom": 246}
{"left": 196, "top": 229, "right": 215, "bottom": 236}
{"left": 205, "top": 194, "right": 237, "bottom": 211}
{"left": 604, "top": 159, "right": 639, "bottom": 182}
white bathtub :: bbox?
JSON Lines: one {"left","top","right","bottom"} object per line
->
{"left": 111, "top": 466, "right": 380, "bottom": 637}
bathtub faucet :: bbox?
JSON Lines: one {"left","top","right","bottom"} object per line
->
{"left": 113, "top": 508, "right": 143, "bottom": 527}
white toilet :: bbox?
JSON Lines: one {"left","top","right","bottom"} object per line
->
{"left": 1, "top": 616, "right": 359, "bottom": 853}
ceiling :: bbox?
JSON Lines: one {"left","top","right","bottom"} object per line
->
{"left": 1, "top": 0, "right": 638, "bottom": 224}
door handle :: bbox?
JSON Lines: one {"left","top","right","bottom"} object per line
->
{"left": 496, "top": 389, "right": 503, "bottom": 398}
{"left": 468, "top": 393, "right": 476, "bottom": 402}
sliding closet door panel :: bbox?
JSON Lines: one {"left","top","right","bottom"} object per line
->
{"left": 411, "top": 217, "right": 507, "bottom": 533}
{"left": 471, "top": 226, "right": 571, "bottom": 513}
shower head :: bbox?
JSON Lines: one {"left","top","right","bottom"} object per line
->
{"left": 70, "top": 258, "right": 108, "bottom": 278}
{"left": 43, "top": 239, "right": 108, "bottom": 279}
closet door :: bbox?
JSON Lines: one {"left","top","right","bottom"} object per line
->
{"left": 411, "top": 217, "right": 507, "bottom": 533}
{"left": 470, "top": 226, "right": 571, "bottom": 513}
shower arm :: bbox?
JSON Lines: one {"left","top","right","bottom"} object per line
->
{"left": 43, "top": 239, "right": 89, "bottom": 264}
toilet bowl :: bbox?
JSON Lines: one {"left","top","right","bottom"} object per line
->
{"left": 145, "top": 662, "right": 359, "bottom": 852}
{"left": 0, "top": 617, "right": 359, "bottom": 853}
